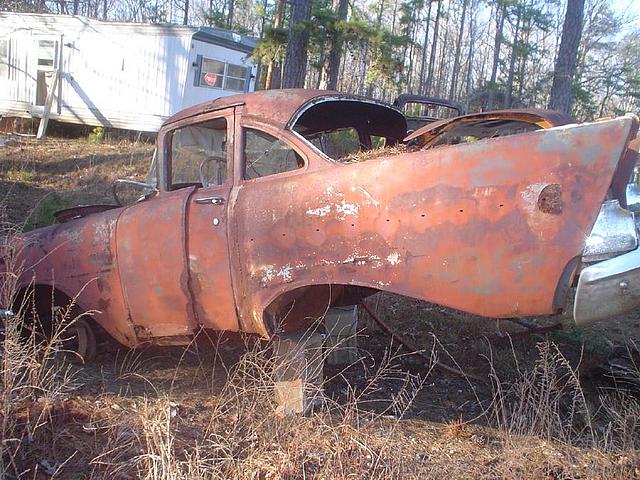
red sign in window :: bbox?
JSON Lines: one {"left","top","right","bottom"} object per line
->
{"left": 203, "top": 72, "right": 217, "bottom": 86}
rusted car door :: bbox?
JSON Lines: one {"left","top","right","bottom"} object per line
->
{"left": 116, "top": 109, "right": 238, "bottom": 340}
{"left": 183, "top": 109, "right": 238, "bottom": 331}
{"left": 230, "top": 121, "right": 314, "bottom": 334}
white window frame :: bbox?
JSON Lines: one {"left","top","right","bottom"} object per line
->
{"left": 36, "top": 38, "right": 58, "bottom": 71}
{"left": 33, "top": 35, "right": 61, "bottom": 107}
{"left": 194, "top": 55, "right": 249, "bottom": 93}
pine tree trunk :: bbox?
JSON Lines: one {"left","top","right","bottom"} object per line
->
{"left": 418, "top": 0, "right": 433, "bottom": 94}
{"left": 517, "top": 18, "right": 530, "bottom": 102}
{"left": 449, "top": 0, "right": 469, "bottom": 100}
{"left": 366, "top": 0, "right": 385, "bottom": 96}
{"left": 548, "top": 0, "right": 585, "bottom": 114}
{"left": 326, "top": 0, "right": 349, "bottom": 90}
{"left": 282, "top": 0, "right": 313, "bottom": 88}
{"left": 227, "top": 0, "right": 235, "bottom": 28}
{"left": 487, "top": 2, "right": 506, "bottom": 110}
{"left": 435, "top": 2, "right": 450, "bottom": 100}
{"left": 463, "top": 1, "right": 476, "bottom": 109}
{"left": 266, "top": 0, "right": 285, "bottom": 89}
{"left": 406, "top": 12, "right": 419, "bottom": 93}
{"left": 424, "top": 0, "right": 442, "bottom": 96}
{"left": 391, "top": 0, "right": 399, "bottom": 33}
{"left": 504, "top": 4, "right": 522, "bottom": 108}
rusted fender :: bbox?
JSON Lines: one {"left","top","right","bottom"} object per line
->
{"left": 14, "top": 207, "right": 138, "bottom": 347}
{"left": 233, "top": 117, "right": 638, "bottom": 337}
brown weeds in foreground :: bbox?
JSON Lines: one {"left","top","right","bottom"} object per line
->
{"left": 90, "top": 331, "right": 438, "bottom": 479}
{"left": 485, "top": 338, "right": 640, "bottom": 452}
{"left": 0, "top": 217, "right": 90, "bottom": 478}
{"left": 87, "top": 333, "right": 640, "bottom": 479}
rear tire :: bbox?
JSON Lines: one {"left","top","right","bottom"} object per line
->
{"left": 61, "top": 317, "right": 97, "bottom": 364}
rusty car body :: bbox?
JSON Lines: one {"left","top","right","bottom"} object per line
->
{"left": 3, "top": 89, "right": 640, "bottom": 357}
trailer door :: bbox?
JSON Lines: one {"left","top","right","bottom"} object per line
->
{"left": 33, "top": 35, "right": 61, "bottom": 110}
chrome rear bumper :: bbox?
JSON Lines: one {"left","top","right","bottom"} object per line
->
{"left": 574, "top": 248, "right": 640, "bottom": 325}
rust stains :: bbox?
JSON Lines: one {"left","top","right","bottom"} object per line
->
{"left": 233, "top": 116, "right": 636, "bottom": 336}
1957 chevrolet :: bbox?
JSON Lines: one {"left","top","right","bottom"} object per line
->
{"left": 3, "top": 89, "right": 640, "bottom": 361}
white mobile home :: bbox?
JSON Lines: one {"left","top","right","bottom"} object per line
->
{"left": 0, "top": 12, "right": 257, "bottom": 132}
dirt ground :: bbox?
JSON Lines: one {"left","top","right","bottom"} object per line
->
{"left": 1, "top": 133, "right": 640, "bottom": 479}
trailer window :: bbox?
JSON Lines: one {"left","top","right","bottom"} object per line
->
{"left": 38, "top": 40, "right": 56, "bottom": 68}
{"left": 196, "top": 56, "right": 248, "bottom": 92}
{"left": 170, "top": 118, "right": 228, "bottom": 189}
{"left": 224, "top": 64, "right": 247, "bottom": 91}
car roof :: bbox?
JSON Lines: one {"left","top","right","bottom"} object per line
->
{"left": 163, "top": 89, "right": 346, "bottom": 130}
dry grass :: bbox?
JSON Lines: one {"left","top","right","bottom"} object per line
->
{"left": 85, "top": 331, "right": 439, "bottom": 479}
{"left": 0, "top": 216, "right": 91, "bottom": 477}
{"left": 0, "top": 135, "right": 153, "bottom": 227}
{"left": 486, "top": 340, "right": 640, "bottom": 450}
{"left": 340, "top": 145, "right": 407, "bottom": 163}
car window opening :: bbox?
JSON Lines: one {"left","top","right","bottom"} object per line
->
{"left": 428, "top": 119, "right": 545, "bottom": 148}
{"left": 170, "top": 117, "right": 228, "bottom": 189}
{"left": 244, "top": 128, "right": 304, "bottom": 179}
{"left": 291, "top": 99, "right": 407, "bottom": 162}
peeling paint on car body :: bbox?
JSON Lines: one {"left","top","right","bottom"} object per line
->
{"left": 6, "top": 89, "right": 639, "bottom": 347}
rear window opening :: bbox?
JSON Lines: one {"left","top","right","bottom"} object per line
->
{"left": 397, "top": 100, "right": 463, "bottom": 123}
{"left": 290, "top": 98, "right": 407, "bottom": 162}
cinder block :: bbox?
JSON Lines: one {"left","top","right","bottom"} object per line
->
{"left": 324, "top": 306, "right": 358, "bottom": 365}
{"left": 272, "top": 331, "right": 324, "bottom": 415}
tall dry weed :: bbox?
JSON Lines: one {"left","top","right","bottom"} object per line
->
{"left": 486, "top": 339, "right": 640, "bottom": 452}
{"left": 0, "top": 215, "right": 87, "bottom": 478}
{"left": 91, "top": 325, "right": 437, "bottom": 479}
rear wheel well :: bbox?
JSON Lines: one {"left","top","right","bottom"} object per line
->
{"left": 12, "top": 285, "right": 92, "bottom": 335}
{"left": 263, "top": 284, "right": 377, "bottom": 334}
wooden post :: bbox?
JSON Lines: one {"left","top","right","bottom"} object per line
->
{"left": 36, "top": 69, "right": 60, "bottom": 141}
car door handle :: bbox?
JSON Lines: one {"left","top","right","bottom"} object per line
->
{"left": 195, "top": 196, "right": 225, "bottom": 205}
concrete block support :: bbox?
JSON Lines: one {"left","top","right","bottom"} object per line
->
{"left": 272, "top": 331, "right": 324, "bottom": 415}
{"left": 323, "top": 306, "right": 359, "bottom": 365}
